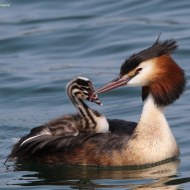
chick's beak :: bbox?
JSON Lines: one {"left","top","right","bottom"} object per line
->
{"left": 95, "top": 76, "right": 131, "bottom": 94}
{"left": 88, "top": 89, "right": 102, "bottom": 106}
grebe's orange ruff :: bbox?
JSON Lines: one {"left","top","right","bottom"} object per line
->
{"left": 8, "top": 39, "right": 185, "bottom": 166}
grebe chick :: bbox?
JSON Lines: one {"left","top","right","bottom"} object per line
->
{"left": 19, "top": 77, "right": 109, "bottom": 146}
{"left": 9, "top": 39, "right": 185, "bottom": 166}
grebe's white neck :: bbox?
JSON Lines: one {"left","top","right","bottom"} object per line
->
{"left": 139, "top": 94, "right": 166, "bottom": 126}
{"left": 130, "top": 94, "right": 179, "bottom": 163}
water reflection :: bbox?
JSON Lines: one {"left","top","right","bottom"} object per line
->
{"left": 7, "top": 159, "right": 180, "bottom": 189}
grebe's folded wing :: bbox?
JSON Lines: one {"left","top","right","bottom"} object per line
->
{"left": 9, "top": 134, "right": 96, "bottom": 160}
{"left": 9, "top": 131, "right": 131, "bottom": 163}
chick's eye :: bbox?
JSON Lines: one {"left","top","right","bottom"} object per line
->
{"left": 135, "top": 68, "right": 142, "bottom": 75}
{"left": 80, "top": 87, "right": 89, "bottom": 92}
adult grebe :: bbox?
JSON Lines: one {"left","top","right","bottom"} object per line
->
{"left": 16, "top": 77, "right": 109, "bottom": 147}
{"left": 9, "top": 39, "right": 185, "bottom": 166}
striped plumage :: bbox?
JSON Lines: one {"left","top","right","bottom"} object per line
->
{"left": 14, "top": 77, "right": 109, "bottom": 148}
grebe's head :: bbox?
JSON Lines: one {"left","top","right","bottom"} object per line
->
{"left": 96, "top": 39, "right": 186, "bottom": 106}
{"left": 67, "top": 77, "right": 102, "bottom": 105}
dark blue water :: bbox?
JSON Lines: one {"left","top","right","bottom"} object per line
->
{"left": 0, "top": 0, "right": 190, "bottom": 189}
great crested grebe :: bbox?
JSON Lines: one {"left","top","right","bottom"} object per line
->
{"left": 16, "top": 77, "right": 109, "bottom": 147}
{"left": 8, "top": 39, "right": 185, "bottom": 166}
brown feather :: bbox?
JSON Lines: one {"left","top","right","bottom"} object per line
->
{"left": 142, "top": 55, "right": 186, "bottom": 106}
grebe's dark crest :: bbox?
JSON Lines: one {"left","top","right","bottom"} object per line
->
{"left": 8, "top": 39, "right": 185, "bottom": 166}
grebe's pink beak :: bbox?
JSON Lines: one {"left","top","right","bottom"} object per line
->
{"left": 95, "top": 76, "right": 131, "bottom": 94}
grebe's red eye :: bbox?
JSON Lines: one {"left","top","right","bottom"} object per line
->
{"left": 135, "top": 68, "right": 142, "bottom": 75}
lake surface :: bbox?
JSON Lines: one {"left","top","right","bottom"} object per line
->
{"left": 0, "top": 0, "right": 190, "bottom": 189}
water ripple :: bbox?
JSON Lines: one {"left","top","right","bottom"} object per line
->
{"left": 0, "top": 0, "right": 190, "bottom": 189}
